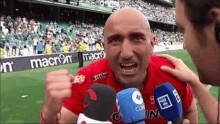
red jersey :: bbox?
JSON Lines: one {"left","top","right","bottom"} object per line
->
{"left": 62, "top": 54, "right": 193, "bottom": 123}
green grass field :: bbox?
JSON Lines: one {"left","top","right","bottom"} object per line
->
{"left": 1, "top": 49, "right": 218, "bottom": 123}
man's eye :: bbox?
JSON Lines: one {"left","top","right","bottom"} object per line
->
{"left": 133, "top": 37, "right": 144, "bottom": 42}
{"left": 110, "top": 39, "right": 121, "bottom": 43}
{"left": 112, "top": 39, "right": 119, "bottom": 42}
{"left": 109, "top": 39, "right": 121, "bottom": 45}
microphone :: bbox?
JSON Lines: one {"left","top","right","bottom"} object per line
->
{"left": 153, "top": 82, "right": 182, "bottom": 124}
{"left": 116, "top": 88, "right": 146, "bottom": 124}
{"left": 77, "top": 83, "right": 116, "bottom": 124}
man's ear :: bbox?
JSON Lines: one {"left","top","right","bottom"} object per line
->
{"left": 101, "top": 41, "right": 106, "bottom": 51}
{"left": 209, "top": 7, "right": 220, "bottom": 23}
{"left": 209, "top": 8, "right": 220, "bottom": 43}
{"left": 150, "top": 34, "right": 156, "bottom": 54}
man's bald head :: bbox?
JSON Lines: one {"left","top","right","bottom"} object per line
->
{"left": 102, "top": 8, "right": 156, "bottom": 90}
{"left": 104, "top": 8, "right": 151, "bottom": 36}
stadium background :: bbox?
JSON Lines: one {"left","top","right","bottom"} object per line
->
{"left": 0, "top": 0, "right": 218, "bottom": 123}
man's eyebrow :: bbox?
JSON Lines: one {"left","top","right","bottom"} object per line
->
{"left": 107, "top": 34, "right": 121, "bottom": 41}
{"left": 129, "top": 32, "right": 146, "bottom": 37}
{"left": 106, "top": 32, "right": 147, "bottom": 41}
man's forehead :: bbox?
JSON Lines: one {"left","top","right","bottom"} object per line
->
{"left": 104, "top": 8, "right": 150, "bottom": 34}
{"left": 106, "top": 9, "right": 148, "bottom": 24}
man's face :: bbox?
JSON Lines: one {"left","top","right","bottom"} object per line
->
{"left": 175, "top": 0, "right": 219, "bottom": 85}
{"left": 104, "top": 9, "right": 154, "bottom": 88}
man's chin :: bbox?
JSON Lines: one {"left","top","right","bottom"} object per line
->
{"left": 198, "top": 72, "right": 218, "bottom": 86}
{"left": 117, "top": 77, "right": 139, "bottom": 88}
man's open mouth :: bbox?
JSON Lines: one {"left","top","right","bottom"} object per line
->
{"left": 120, "top": 63, "right": 138, "bottom": 75}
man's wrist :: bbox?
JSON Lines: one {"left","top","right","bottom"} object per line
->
{"left": 188, "top": 76, "right": 200, "bottom": 88}
{"left": 41, "top": 107, "right": 58, "bottom": 123}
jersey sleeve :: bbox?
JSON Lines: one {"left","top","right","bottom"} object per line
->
{"left": 173, "top": 81, "right": 194, "bottom": 111}
{"left": 62, "top": 66, "right": 93, "bottom": 115}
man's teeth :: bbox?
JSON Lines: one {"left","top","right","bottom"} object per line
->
{"left": 121, "top": 63, "right": 135, "bottom": 66}
{"left": 122, "top": 67, "right": 135, "bottom": 73}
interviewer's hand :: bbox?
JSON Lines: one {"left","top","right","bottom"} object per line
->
{"left": 42, "top": 69, "right": 74, "bottom": 122}
{"left": 157, "top": 54, "right": 199, "bottom": 85}
{"left": 183, "top": 119, "right": 191, "bottom": 124}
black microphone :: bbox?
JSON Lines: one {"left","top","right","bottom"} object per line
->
{"left": 77, "top": 83, "right": 116, "bottom": 124}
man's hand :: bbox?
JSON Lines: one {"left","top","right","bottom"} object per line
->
{"left": 157, "top": 54, "right": 199, "bottom": 85}
{"left": 183, "top": 119, "right": 190, "bottom": 124}
{"left": 41, "top": 69, "right": 74, "bottom": 122}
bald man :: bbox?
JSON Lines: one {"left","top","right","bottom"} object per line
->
{"left": 40, "top": 8, "right": 197, "bottom": 123}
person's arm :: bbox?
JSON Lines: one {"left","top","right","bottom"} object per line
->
{"left": 182, "top": 99, "right": 198, "bottom": 124}
{"left": 157, "top": 54, "right": 218, "bottom": 124}
{"left": 188, "top": 77, "right": 218, "bottom": 123}
{"left": 41, "top": 106, "right": 78, "bottom": 123}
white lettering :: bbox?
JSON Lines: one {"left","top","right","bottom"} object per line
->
{"left": 89, "top": 53, "right": 94, "bottom": 60}
{"left": 101, "top": 51, "right": 106, "bottom": 58}
{"left": 30, "top": 59, "right": 42, "bottom": 68}
{"left": 63, "top": 55, "right": 72, "bottom": 64}
{"left": 0, "top": 62, "right": 13, "bottom": 73}
{"left": 42, "top": 58, "right": 49, "bottom": 67}
{"left": 173, "top": 89, "right": 181, "bottom": 103}
{"left": 0, "top": 64, "right": 3, "bottom": 72}
{"left": 30, "top": 54, "right": 73, "bottom": 69}
{"left": 83, "top": 53, "right": 89, "bottom": 61}
{"left": 48, "top": 57, "right": 55, "bottom": 66}
{"left": 55, "top": 56, "right": 61, "bottom": 64}
{"left": 83, "top": 51, "right": 105, "bottom": 61}
{"left": 59, "top": 54, "right": 65, "bottom": 60}
{"left": 93, "top": 53, "right": 97, "bottom": 60}
{"left": 135, "top": 105, "right": 145, "bottom": 111}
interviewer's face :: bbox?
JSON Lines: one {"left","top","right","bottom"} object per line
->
{"left": 175, "top": 0, "right": 219, "bottom": 85}
{"left": 104, "top": 9, "right": 155, "bottom": 88}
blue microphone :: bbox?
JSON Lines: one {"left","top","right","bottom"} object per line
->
{"left": 116, "top": 88, "right": 146, "bottom": 124}
{"left": 153, "top": 82, "right": 182, "bottom": 124}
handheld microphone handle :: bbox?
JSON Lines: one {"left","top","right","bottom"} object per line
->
{"left": 171, "top": 116, "right": 182, "bottom": 124}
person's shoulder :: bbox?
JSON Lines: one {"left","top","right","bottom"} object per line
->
{"left": 150, "top": 54, "right": 174, "bottom": 69}
{"left": 150, "top": 54, "right": 188, "bottom": 90}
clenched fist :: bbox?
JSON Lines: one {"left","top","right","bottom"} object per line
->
{"left": 41, "top": 69, "right": 74, "bottom": 122}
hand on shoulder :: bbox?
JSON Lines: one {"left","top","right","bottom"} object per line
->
{"left": 157, "top": 54, "right": 199, "bottom": 85}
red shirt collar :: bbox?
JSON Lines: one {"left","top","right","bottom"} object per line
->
{"left": 106, "top": 58, "right": 157, "bottom": 94}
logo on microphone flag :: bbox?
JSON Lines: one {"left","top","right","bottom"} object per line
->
{"left": 157, "top": 94, "right": 173, "bottom": 110}
{"left": 173, "top": 89, "right": 181, "bottom": 103}
{"left": 132, "top": 91, "right": 143, "bottom": 105}
{"left": 83, "top": 89, "right": 97, "bottom": 108}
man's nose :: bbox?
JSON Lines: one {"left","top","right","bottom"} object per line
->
{"left": 120, "top": 39, "right": 133, "bottom": 59}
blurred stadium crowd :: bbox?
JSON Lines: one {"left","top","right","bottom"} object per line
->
{"left": 0, "top": 0, "right": 182, "bottom": 58}
{"left": 76, "top": 0, "right": 175, "bottom": 22}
